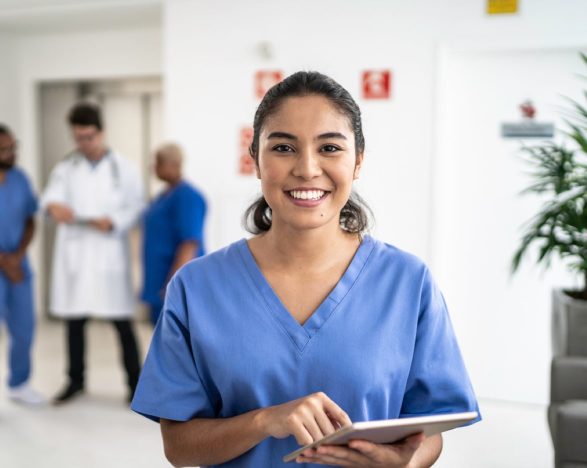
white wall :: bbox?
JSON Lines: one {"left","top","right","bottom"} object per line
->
{"left": 164, "top": 0, "right": 587, "bottom": 405}
{"left": 0, "top": 33, "right": 19, "bottom": 130}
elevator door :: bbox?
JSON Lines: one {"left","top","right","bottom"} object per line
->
{"left": 39, "top": 78, "right": 163, "bottom": 319}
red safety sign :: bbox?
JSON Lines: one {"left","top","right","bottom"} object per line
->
{"left": 255, "top": 70, "right": 283, "bottom": 99}
{"left": 362, "top": 70, "right": 392, "bottom": 100}
{"left": 238, "top": 126, "right": 255, "bottom": 175}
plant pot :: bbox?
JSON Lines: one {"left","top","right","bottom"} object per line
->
{"left": 552, "top": 289, "right": 587, "bottom": 356}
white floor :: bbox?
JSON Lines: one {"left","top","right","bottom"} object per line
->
{"left": 0, "top": 319, "right": 554, "bottom": 468}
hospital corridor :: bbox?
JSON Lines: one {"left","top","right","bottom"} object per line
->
{"left": 1, "top": 1, "right": 586, "bottom": 467}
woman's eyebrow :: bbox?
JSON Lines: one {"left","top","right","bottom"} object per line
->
{"left": 266, "top": 131, "right": 347, "bottom": 141}
{"left": 316, "top": 132, "right": 347, "bottom": 140}
{"left": 267, "top": 131, "right": 297, "bottom": 140}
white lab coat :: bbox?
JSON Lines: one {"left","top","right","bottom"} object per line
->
{"left": 41, "top": 150, "right": 145, "bottom": 319}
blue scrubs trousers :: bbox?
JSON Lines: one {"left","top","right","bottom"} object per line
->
{"left": 0, "top": 275, "right": 35, "bottom": 388}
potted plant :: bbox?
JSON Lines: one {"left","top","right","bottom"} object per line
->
{"left": 512, "top": 53, "right": 587, "bottom": 357}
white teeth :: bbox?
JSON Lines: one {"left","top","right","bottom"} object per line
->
{"left": 289, "top": 190, "right": 325, "bottom": 200}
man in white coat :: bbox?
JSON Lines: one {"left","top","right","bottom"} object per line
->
{"left": 41, "top": 103, "right": 144, "bottom": 404}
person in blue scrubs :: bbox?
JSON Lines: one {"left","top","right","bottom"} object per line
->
{"left": 141, "top": 143, "right": 207, "bottom": 325}
{"left": 0, "top": 124, "right": 45, "bottom": 406}
{"left": 131, "top": 72, "right": 480, "bottom": 467}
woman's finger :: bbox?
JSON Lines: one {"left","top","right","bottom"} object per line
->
{"left": 291, "top": 422, "right": 315, "bottom": 446}
{"left": 303, "top": 416, "right": 327, "bottom": 443}
{"left": 348, "top": 439, "right": 378, "bottom": 456}
{"left": 314, "top": 409, "right": 338, "bottom": 437}
{"left": 400, "top": 432, "right": 426, "bottom": 450}
{"left": 320, "top": 394, "right": 352, "bottom": 427}
{"left": 314, "top": 444, "right": 373, "bottom": 465}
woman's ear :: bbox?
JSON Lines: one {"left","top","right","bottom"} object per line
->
{"left": 354, "top": 153, "right": 364, "bottom": 180}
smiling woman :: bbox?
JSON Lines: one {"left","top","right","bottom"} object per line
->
{"left": 130, "top": 71, "right": 480, "bottom": 468}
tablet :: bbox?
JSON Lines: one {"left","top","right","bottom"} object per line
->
{"left": 283, "top": 411, "right": 478, "bottom": 463}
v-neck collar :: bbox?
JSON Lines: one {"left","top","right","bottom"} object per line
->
{"left": 237, "top": 235, "right": 375, "bottom": 353}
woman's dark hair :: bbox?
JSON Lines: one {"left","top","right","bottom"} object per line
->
{"left": 68, "top": 103, "right": 103, "bottom": 130}
{"left": 244, "top": 71, "right": 372, "bottom": 234}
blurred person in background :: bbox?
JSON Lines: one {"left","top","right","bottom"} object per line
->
{"left": 41, "top": 103, "right": 144, "bottom": 404}
{"left": 141, "top": 143, "right": 207, "bottom": 326}
{"left": 0, "top": 124, "right": 45, "bottom": 406}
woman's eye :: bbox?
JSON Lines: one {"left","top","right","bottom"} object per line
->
{"left": 321, "top": 144, "right": 340, "bottom": 153}
{"left": 273, "top": 144, "right": 294, "bottom": 153}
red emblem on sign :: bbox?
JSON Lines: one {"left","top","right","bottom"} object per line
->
{"left": 255, "top": 70, "right": 283, "bottom": 99}
{"left": 238, "top": 126, "right": 255, "bottom": 175}
{"left": 519, "top": 100, "right": 536, "bottom": 119}
{"left": 362, "top": 70, "right": 392, "bottom": 100}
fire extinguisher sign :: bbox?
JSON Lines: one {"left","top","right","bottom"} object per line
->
{"left": 362, "top": 70, "right": 392, "bottom": 100}
{"left": 238, "top": 126, "right": 255, "bottom": 176}
{"left": 255, "top": 70, "right": 283, "bottom": 99}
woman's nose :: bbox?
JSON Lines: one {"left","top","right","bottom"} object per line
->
{"left": 292, "top": 150, "right": 322, "bottom": 180}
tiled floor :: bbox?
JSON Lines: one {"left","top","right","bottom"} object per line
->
{"left": 0, "top": 319, "right": 553, "bottom": 467}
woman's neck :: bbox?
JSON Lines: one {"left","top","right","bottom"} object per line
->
{"left": 257, "top": 222, "right": 360, "bottom": 271}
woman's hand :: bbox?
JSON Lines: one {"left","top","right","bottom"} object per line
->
{"left": 295, "top": 432, "right": 426, "bottom": 467}
{"left": 257, "top": 392, "right": 352, "bottom": 446}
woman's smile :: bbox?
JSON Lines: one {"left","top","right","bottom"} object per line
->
{"left": 285, "top": 188, "right": 330, "bottom": 207}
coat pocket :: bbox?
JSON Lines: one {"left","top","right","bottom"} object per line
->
{"left": 98, "top": 236, "right": 128, "bottom": 272}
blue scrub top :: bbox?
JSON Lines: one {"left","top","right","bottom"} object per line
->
{"left": 0, "top": 168, "right": 38, "bottom": 278}
{"left": 132, "top": 236, "right": 480, "bottom": 467}
{"left": 141, "top": 181, "right": 207, "bottom": 307}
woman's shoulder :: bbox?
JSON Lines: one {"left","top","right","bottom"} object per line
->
{"left": 171, "top": 239, "right": 245, "bottom": 282}
{"left": 367, "top": 236, "right": 429, "bottom": 276}
{"left": 368, "top": 236, "right": 426, "bottom": 266}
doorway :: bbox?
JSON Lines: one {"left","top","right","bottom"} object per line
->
{"left": 38, "top": 77, "right": 164, "bottom": 319}
{"left": 432, "top": 48, "right": 585, "bottom": 405}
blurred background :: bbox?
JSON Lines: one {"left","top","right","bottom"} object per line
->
{"left": 0, "top": 0, "right": 586, "bottom": 467}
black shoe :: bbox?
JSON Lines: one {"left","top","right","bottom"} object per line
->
{"left": 53, "top": 382, "right": 84, "bottom": 405}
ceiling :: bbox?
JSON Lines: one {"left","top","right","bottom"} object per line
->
{"left": 0, "top": 0, "right": 162, "bottom": 34}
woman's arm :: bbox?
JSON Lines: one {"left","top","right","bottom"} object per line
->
{"left": 161, "top": 408, "right": 266, "bottom": 467}
{"left": 160, "top": 392, "right": 352, "bottom": 467}
{"left": 409, "top": 434, "right": 442, "bottom": 467}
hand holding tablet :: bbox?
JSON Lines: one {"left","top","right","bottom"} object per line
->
{"left": 283, "top": 411, "right": 478, "bottom": 463}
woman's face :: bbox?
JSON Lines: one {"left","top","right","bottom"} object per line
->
{"left": 257, "top": 95, "right": 362, "bottom": 233}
